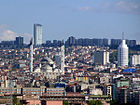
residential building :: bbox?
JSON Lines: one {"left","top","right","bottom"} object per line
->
{"left": 46, "top": 88, "right": 65, "bottom": 96}
{"left": 130, "top": 55, "right": 140, "bottom": 66}
{"left": 93, "top": 50, "right": 110, "bottom": 65}
{"left": 15, "top": 36, "right": 24, "bottom": 46}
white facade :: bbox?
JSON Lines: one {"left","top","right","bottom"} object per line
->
{"left": 61, "top": 40, "right": 65, "bottom": 74}
{"left": 118, "top": 40, "right": 128, "bottom": 66}
{"left": 130, "top": 55, "right": 140, "bottom": 66}
{"left": 34, "top": 24, "right": 42, "bottom": 46}
{"left": 90, "top": 89, "right": 103, "bottom": 95}
{"left": 93, "top": 50, "right": 110, "bottom": 65}
{"left": 100, "top": 76, "right": 110, "bottom": 84}
{"left": 106, "top": 85, "right": 112, "bottom": 96}
{"left": 30, "top": 38, "right": 33, "bottom": 72}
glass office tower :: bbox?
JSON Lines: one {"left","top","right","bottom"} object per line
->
{"left": 34, "top": 24, "right": 42, "bottom": 46}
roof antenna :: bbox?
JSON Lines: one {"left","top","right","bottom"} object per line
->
{"left": 122, "top": 32, "right": 124, "bottom": 40}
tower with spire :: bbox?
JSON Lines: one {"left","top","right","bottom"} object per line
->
{"left": 118, "top": 32, "right": 129, "bottom": 66}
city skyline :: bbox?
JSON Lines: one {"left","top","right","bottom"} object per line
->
{"left": 0, "top": 0, "right": 140, "bottom": 43}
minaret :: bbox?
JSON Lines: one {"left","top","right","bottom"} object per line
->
{"left": 29, "top": 38, "right": 33, "bottom": 72}
{"left": 118, "top": 33, "right": 129, "bottom": 66}
{"left": 61, "top": 40, "right": 65, "bottom": 74}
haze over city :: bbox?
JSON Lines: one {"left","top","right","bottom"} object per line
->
{"left": 1, "top": 1, "right": 140, "bottom": 105}
{"left": 0, "top": 0, "right": 140, "bottom": 43}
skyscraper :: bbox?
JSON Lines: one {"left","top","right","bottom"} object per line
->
{"left": 118, "top": 39, "right": 129, "bottom": 66}
{"left": 34, "top": 24, "right": 42, "bottom": 46}
{"left": 15, "top": 36, "right": 24, "bottom": 47}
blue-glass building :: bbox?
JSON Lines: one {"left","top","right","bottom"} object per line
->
{"left": 34, "top": 24, "right": 42, "bottom": 46}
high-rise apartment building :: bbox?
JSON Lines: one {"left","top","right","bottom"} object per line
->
{"left": 130, "top": 55, "right": 140, "bottom": 66}
{"left": 118, "top": 39, "right": 129, "bottom": 66}
{"left": 34, "top": 24, "right": 42, "bottom": 46}
{"left": 111, "top": 39, "right": 136, "bottom": 48}
{"left": 15, "top": 36, "right": 24, "bottom": 46}
{"left": 93, "top": 50, "right": 110, "bottom": 65}
{"left": 111, "top": 39, "right": 122, "bottom": 47}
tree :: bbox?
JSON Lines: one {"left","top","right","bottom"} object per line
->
{"left": 109, "top": 51, "right": 117, "bottom": 63}
{"left": 110, "top": 100, "right": 120, "bottom": 105}
{"left": 63, "top": 101, "right": 69, "bottom": 105}
{"left": 13, "top": 97, "right": 23, "bottom": 105}
{"left": 110, "top": 100, "right": 135, "bottom": 105}
{"left": 88, "top": 100, "right": 103, "bottom": 105}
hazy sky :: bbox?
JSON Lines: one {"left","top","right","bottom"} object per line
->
{"left": 0, "top": 0, "right": 140, "bottom": 43}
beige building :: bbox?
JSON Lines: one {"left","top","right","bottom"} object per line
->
{"left": 106, "top": 85, "right": 112, "bottom": 96}
{"left": 46, "top": 88, "right": 65, "bottom": 96}
{"left": 130, "top": 55, "right": 140, "bottom": 66}
{"left": 75, "top": 76, "right": 89, "bottom": 83}
{"left": 90, "top": 88, "right": 103, "bottom": 95}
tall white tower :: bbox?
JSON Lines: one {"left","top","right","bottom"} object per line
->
{"left": 118, "top": 37, "right": 129, "bottom": 66}
{"left": 29, "top": 38, "right": 33, "bottom": 72}
{"left": 61, "top": 40, "right": 65, "bottom": 74}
